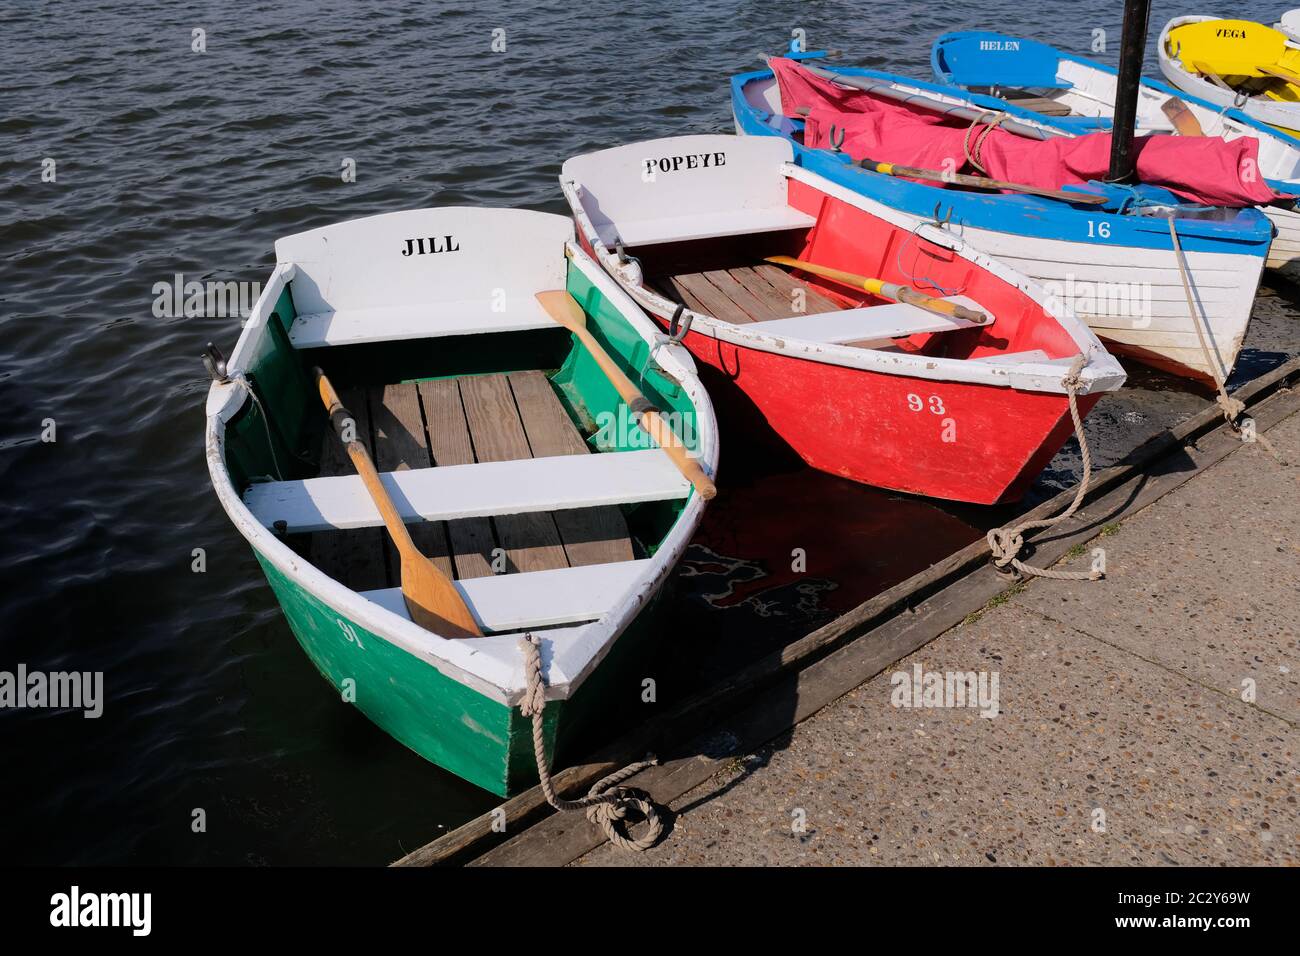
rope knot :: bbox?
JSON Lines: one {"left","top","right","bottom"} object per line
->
{"left": 986, "top": 527, "right": 1024, "bottom": 570}
{"left": 1216, "top": 394, "right": 1246, "bottom": 422}
{"left": 982, "top": 353, "right": 1100, "bottom": 583}
{"left": 517, "top": 638, "right": 666, "bottom": 852}
{"left": 584, "top": 783, "right": 664, "bottom": 853}
{"left": 517, "top": 635, "right": 547, "bottom": 718}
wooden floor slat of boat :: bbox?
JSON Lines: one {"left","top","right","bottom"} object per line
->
{"left": 371, "top": 382, "right": 454, "bottom": 580}
{"left": 657, "top": 264, "right": 847, "bottom": 327}
{"left": 1000, "top": 93, "right": 1073, "bottom": 116}
{"left": 308, "top": 385, "right": 390, "bottom": 593}
{"left": 306, "top": 371, "right": 634, "bottom": 590}
{"left": 508, "top": 370, "right": 635, "bottom": 568}
{"left": 416, "top": 378, "right": 497, "bottom": 580}
{"left": 458, "top": 373, "right": 571, "bottom": 575}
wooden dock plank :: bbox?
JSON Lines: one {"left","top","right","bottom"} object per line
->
{"left": 417, "top": 379, "right": 496, "bottom": 580}
{"left": 508, "top": 370, "right": 635, "bottom": 567}
{"left": 309, "top": 385, "right": 389, "bottom": 592}
{"left": 369, "top": 383, "right": 454, "bottom": 583}
{"left": 457, "top": 374, "right": 571, "bottom": 574}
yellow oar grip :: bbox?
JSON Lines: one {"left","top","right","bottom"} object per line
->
{"left": 861, "top": 277, "right": 885, "bottom": 295}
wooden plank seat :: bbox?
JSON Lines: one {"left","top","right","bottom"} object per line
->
{"left": 1002, "top": 94, "right": 1073, "bottom": 116}
{"left": 288, "top": 299, "right": 556, "bottom": 349}
{"left": 655, "top": 263, "right": 989, "bottom": 343}
{"left": 361, "top": 559, "right": 653, "bottom": 633}
{"left": 247, "top": 444, "right": 687, "bottom": 533}
{"left": 603, "top": 207, "right": 816, "bottom": 248}
{"left": 276, "top": 373, "right": 649, "bottom": 606}
{"left": 749, "top": 297, "right": 987, "bottom": 344}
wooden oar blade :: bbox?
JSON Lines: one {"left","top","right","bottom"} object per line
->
{"left": 401, "top": 552, "right": 482, "bottom": 639}
{"left": 536, "top": 293, "right": 717, "bottom": 501}
{"left": 1161, "top": 97, "right": 1205, "bottom": 136}
{"left": 535, "top": 290, "right": 588, "bottom": 333}
{"left": 314, "top": 367, "right": 483, "bottom": 639}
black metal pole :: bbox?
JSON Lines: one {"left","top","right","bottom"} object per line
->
{"left": 1107, "top": 0, "right": 1153, "bottom": 182}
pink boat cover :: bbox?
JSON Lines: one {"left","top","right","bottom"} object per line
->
{"left": 771, "top": 58, "right": 1286, "bottom": 206}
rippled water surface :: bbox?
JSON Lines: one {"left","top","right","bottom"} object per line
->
{"left": 2, "top": 0, "right": 1295, "bottom": 864}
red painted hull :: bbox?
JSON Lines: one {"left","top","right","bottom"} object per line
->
{"left": 576, "top": 176, "right": 1107, "bottom": 505}
{"left": 648, "top": 318, "right": 1099, "bottom": 505}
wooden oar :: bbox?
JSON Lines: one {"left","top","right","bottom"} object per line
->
{"left": 534, "top": 291, "right": 716, "bottom": 501}
{"left": 763, "top": 255, "right": 989, "bottom": 325}
{"left": 313, "top": 368, "right": 482, "bottom": 639}
{"left": 857, "top": 158, "right": 1110, "bottom": 205}
{"left": 1161, "top": 97, "right": 1205, "bottom": 136}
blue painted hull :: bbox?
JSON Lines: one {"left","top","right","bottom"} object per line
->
{"left": 729, "top": 61, "right": 1273, "bottom": 261}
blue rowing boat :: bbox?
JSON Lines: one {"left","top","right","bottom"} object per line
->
{"left": 730, "top": 44, "right": 1273, "bottom": 382}
{"left": 930, "top": 30, "right": 1300, "bottom": 284}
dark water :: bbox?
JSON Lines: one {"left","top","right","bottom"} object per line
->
{"left": 2, "top": 0, "right": 1295, "bottom": 865}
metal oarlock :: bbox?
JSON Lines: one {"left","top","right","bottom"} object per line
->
{"left": 202, "top": 342, "right": 229, "bottom": 383}
{"left": 667, "top": 303, "right": 693, "bottom": 342}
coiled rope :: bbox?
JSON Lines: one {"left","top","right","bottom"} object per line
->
{"left": 963, "top": 112, "right": 1008, "bottom": 175}
{"left": 986, "top": 354, "right": 1102, "bottom": 581}
{"left": 1167, "top": 218, "right": 1286, "bottom": 465}
{"left": 517, "top": 634, "right": 664, "bottom": 852}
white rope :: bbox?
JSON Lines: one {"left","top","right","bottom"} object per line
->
{"left": 986, "top": 354, "right": 1102, "bottom": 581}
{"left": 1167, "top": 218, "right": 1286, "bottom": 465}
{"left": 517, "top": 635, "right": 664, "bottom": 852}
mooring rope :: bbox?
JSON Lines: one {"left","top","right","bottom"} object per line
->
{"left": 517, "top": 634, "right": 664, "bottom": 852}
{"left": 1167, "top": 218, "right": 1286, "bottom": 465}
{"left": 986, "top": 354, "right": 1102, "bottom": 581}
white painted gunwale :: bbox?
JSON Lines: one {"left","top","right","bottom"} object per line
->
{"left": 956, "top": 223, "right": 1263, "bottom": 381}
{"left": 560, "top": 145, "right": 1125, "bottom": 396}
{"left": 205, "top": 235, "right": 719, "bottom": 707}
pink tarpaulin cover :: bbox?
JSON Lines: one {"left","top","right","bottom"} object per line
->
{"left": 771, "top": 58, "right": 1286, "bottom": 206}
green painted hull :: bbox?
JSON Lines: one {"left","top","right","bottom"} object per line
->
{"left": 217, "top": 236, "right": 706, "bottom": 797}
{"left": 256, "top": 552, "right": 662, "bottom": 796}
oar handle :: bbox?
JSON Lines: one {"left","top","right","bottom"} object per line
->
{"left": 764, "top": 256, "right": 988, "bottom": 325}
{"left": 314, "top": 368, "right": 418, "bottom": 557}
{"left": 534, "top": 292, "right": 717, "bottom": 500}
{"left": 575, "top": 326, "right": 718, "bottom": 501}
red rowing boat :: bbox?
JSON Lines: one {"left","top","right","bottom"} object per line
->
{"left": 560, "top": 135, "right": 1125, "bottom": 505}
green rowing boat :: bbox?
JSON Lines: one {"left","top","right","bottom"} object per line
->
{"left": 204, "top": 206, "right": 718, "bottom": 795}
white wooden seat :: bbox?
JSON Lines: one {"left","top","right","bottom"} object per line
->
{"left": 243, "top": 449, "right": 689, "bottom": 533}
{"left": 562, "top": 134, "right": 815, "bottom": 250}
{"left": 361, "top": 559, "right": 653, "bottom": 632}
{"left": 288, "top": 298, "right": 556, "bottom": 349}
{"left": 599, "top": 207, "right": 817, "bottom": 248}
{"left": 753, "top": 296, "right": 988, "bottom": 345}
